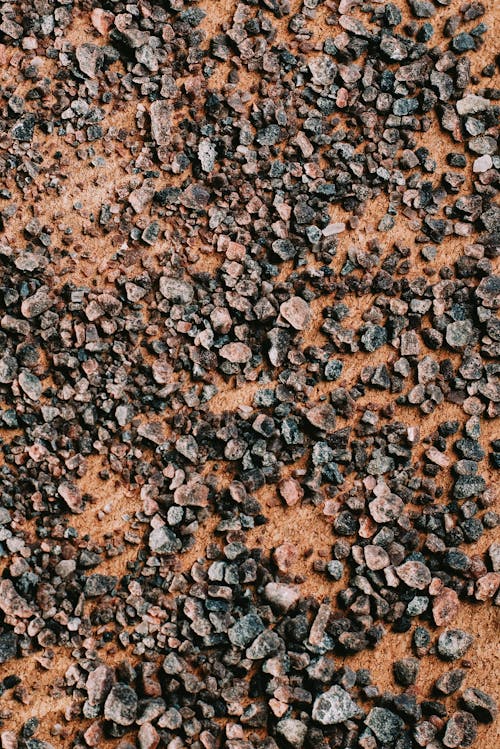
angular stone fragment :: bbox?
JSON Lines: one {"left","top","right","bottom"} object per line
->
{"left": 396, "top": 561, "right": 431, "bottom": 589}
{"left": 432, "top": 587, "right": 459, "bottom": 626}
{"left": 365, "top": 707, "right": 404, "bottom": 743}
{"left": 461, "top": 688, "right": 497, "bottom": 723}
{"left": 104, "top": 684, "right": 138, "bottom": 726}
{"left": 312, "top": 686, "right": 359, "bottom": 725}
{"left": 58, "top": 481, "right": 83, "bottom": 513}
{"left": 0, "top": 580, "right": 32, "bottom": 619}
{"left": 219, "top": 342, "right": 252, "bottom": 363}
{"left": 443, "top": 711, "right": 477, "bottom": 748}
{"left": 437, "top": 629, "right": 474, "bottom": 660}
{"left": 149, "top": 526, "right": 181, "bottom": 554}
{"left": 150, "top": 101, "right": 172, "bottom": 145}
{"left": 280, "top": 296, "right": 311, "bottom": 330}
{"left": 264, "top": 583, "right": 300, "bottom": 611}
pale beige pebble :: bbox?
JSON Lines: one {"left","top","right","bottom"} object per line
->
{"left": 396, "top": 561, "right": 431, "bottom": 589}
{"left": 273, "top": 542, "right": 298, "bottom": 573}
{"left": 138, "top": 722, "right": 160, "bottom": 749}
{"left": 364, "top": 544, "right": 390, "bottom": 570}
{"left": 278, "top": 477, "right": 303, "bottom": 506}
{"left": 473, "top": 154, "right": 493, "bottom": 173}
{"left": 323, "top": 222, "right": 346, "bottom": 236}
{"left": 475, "top": 573, "right": 500, "bottom": 601}
{"left": 264, "top": 582, "right": 300, "bottom": 611}
{"left": 426, "top": 446, "right": 451, "bottom": 467}
{"left": 219, "top": 342, "right": 252, "bottom": 363}
{"left": 91, "top": 8, "right": 115, "bottom": 35}
{"left": 280, "top": 296, "right": 311, "bottom": 330}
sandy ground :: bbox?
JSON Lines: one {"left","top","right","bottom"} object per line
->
{"left": 0, "top": 0, "right": 498, "bottom": 746}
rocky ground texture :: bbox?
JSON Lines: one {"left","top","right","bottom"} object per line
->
{"left": 0, "top": 0, "right": 498, "bottom": 747}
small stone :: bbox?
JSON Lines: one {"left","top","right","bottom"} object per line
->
{"left": 18, "top": 371, "right": 42, "bottom": 401}
{"left": 159, "top": 277, "right": 194, "bottom": 304}
{"left": 396, "top": 561, "right": 431, "bottom": 589}
{"left": 219, "top": 342, "right": 252, "bottom": 363}
{"left": 91, "top": 8, "right": 114, "bottom": 35}
{"left": 104, "top": 684, "right": 138, "bottom": 726}
{"left": 138, "top": 723, "right": 160, "bottom": 749}
{"left": 280, "top": 296, "right": 311, "bottom": 330}
{"left": 443, "top": 711, "right": 477, "bottom": 748}
{"left": 308, "top": 55, "right": 337, "bottom": 85}
{"left": 437, "top": 629, "right": 474, "bottom": 660}
{"left": 198, "top": 138, "right": 216, "bottom": 173}
{"left": 364, "top": 545, "right": 390, "bottom": 570}
{"left": 86, "top": 665, "right": 114, "bottom": 706}
{"left": 21, "top": 290, "right": 52, "bottom": 318}
{"left": 418, "top": 355, "right": 439, "bottom": 384}
{"left": 446, "top": 320, "right": 474, "bottom": 349}
{"left": 365, "top": 707, "right": 404, "bottom": 743}
{"left": 461, "top": 688, "right": 498, "bottom": 723}
{"left": 278, "top": 477, "right": 303, "bottom": 506}
{"left": 264, "top": 582, "right": 300, "bottom": 611}
{"left": 435, "top": 669, "right": 466, "bottom": 695}
{"left": 312, "top": 686, "right": 359, "bottom": 725}
{"left": 473, "top": 155, "right": 493, "bottom": 173}
{"left": 276, "top": 718, "right": 307, "bottom": 748}
{"left": 454, "top": 475, "right": 486, "bottom": 499}
{"left": 228, "top": 614, "right": 264, "bottom": 648}
{"left": 361, "top": 324, "right": 387, "bottom": 352}
{"left": 246, "top": 630, "right": 281, "bottom": 660}
{"left": 76, "top": 44, "right": 104, "bottom": 78}
{"left": 58, "top": 482, "right": 83, "bottom": 513}
{"left": 149, "top": 526, "right": 181, "bottom": 554}
{"left": 393, "top": 658, "right": 419, "bottom": 686}
{"left": 84, "top": 575, "right": 117, "bottom": 598}
{"left": 0, "top": 580, "right": 32, "bottom": 618}
{"left": 433, "top": 587, "right": 459, "bottom": 626}
{"left": 150, "top": 101, "right": 172, "bottom": 146}
{"left": 475, "top": 573, "right": 500, "bottom": 601}
{"left": 0, "top": 356, "right": 17, "bottom": 384}
{"left": 306, "top": 404, "right": 336, "bottom": 433}
{"left": 456, "top": 95, "right": 491, "bottom": 115}
{"left": 369, "top": 493, "right": 404, "bottom": 523}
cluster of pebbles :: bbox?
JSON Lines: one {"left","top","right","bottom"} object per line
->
{"left": 0, "top": 0, "right": 498, "bottom": 747}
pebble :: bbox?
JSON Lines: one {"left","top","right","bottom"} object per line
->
{"left": 437, "top": 629, "right": 474, "bottom": 660}
{"left": 280, "top": 296, "right": 311, "bottom": 330}
{"left": 104, "top": 684, "right": 138, "bottom": 726}
{"left": 461, "top": 687, "right": 498, "bottom": 723}
{"left": 312, "top": 685, "right": 360, "bottom": 724}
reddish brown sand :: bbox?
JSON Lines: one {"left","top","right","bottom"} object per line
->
{"left": 0, "top": 1, "right": 498, "bottom": 747}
